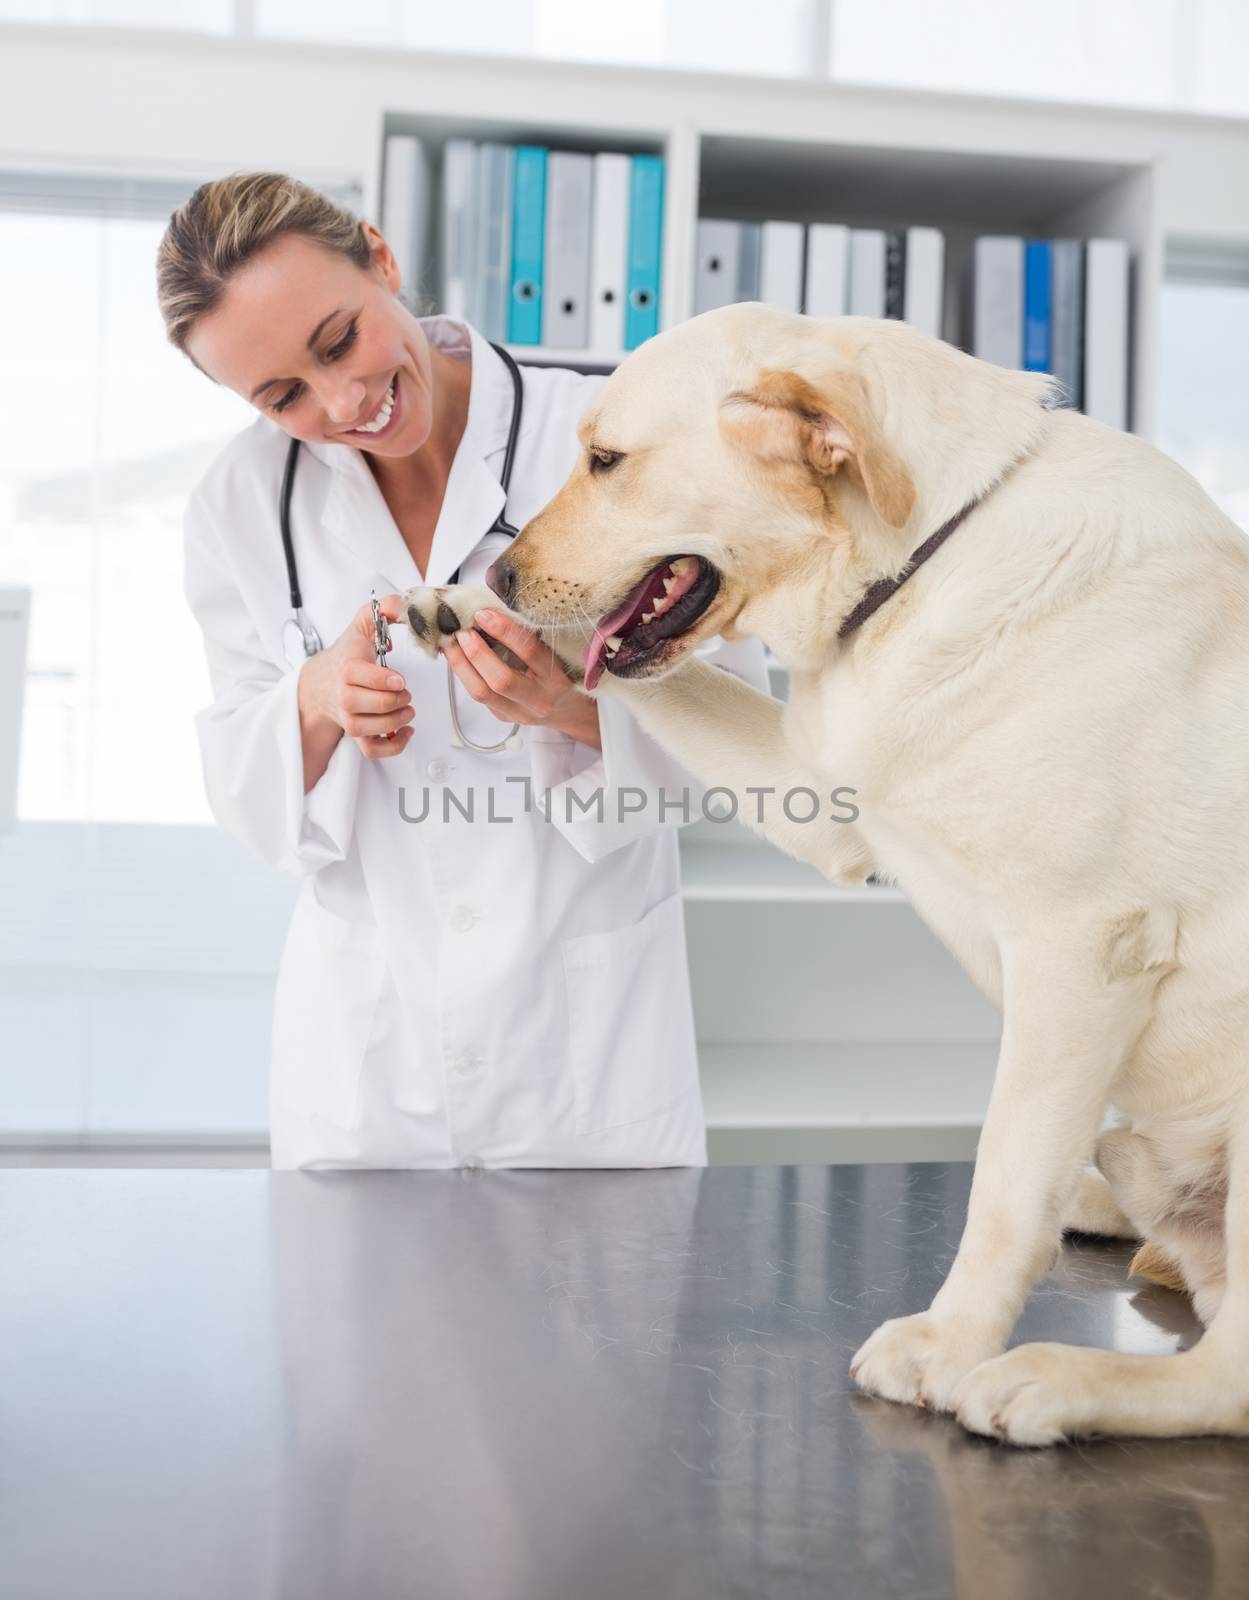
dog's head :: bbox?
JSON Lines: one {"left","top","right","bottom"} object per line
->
{"left": 493, "top": 304, "right": 1043, "bottom": 688}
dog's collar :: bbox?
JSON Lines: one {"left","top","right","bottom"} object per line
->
{"left": 837, "top": 459, "right": 1020, "bottom": 642}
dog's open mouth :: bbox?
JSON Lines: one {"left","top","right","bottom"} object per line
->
{"left": 583, "top": 556, "right": 721, "bottom": 690}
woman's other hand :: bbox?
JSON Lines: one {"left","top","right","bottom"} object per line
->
{"left": 442, "top": 609, "right": 602, "bottom": 752}
{"left": 299, "top": 593, "right": 414, "bottom": 761}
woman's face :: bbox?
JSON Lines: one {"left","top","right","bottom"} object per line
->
{"left": 185, "top": 225, "right": 435, "bottom": 455}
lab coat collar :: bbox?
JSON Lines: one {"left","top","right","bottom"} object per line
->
{"left": 300, "top": 317, "right": 516, "bottom": 593}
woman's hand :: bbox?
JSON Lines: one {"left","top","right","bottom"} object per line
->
{"left": 443, "top": 609, "right": 602, "bottom": 751}
{"left": 299, "top": 592, "right": 415, "bottom": 760}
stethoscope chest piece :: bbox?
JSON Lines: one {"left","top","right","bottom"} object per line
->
{"left": 282, "top": 608, "right": 323, "bottom": 669}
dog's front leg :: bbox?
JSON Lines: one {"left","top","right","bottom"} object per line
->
{"left": 599, "top": 658, "right": 873, "bottom": 883}
{"left": 851, "top": 928, "right": 1158, "bottom": 1416}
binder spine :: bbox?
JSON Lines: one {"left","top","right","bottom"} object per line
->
{"left": 508, "top": 145, "right": 547, "bottom": 345}
{"left": 624, "top": 154, "right": 664, "bottom": 351}
{"left": 1024, "top": 240, "right": 1052, "bottom": 372}
{"left": 884, "top": 230, "right": 906, "bottom": 319}
{"left": 542, "top": 151, "right": 593, "bottom": 348}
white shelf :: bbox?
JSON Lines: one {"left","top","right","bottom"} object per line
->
{"left": 504, "top": 343, "right": 620, "bottom": 373}
{"left": 679, "top": 838, "right": 901, "bottom": 904}
{"left": 699, "top": 1040, "right": 996, "bottom": 1131}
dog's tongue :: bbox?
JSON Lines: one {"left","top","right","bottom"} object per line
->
{"left": 583, "top": 559, "right": 699, "bottom": 691}
{"left": 584, "top": 576, "right": 651, "bottom": 692}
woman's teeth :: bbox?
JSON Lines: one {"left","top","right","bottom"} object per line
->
{"left": 352, "top": 377, "right": 396, "bottom": 434}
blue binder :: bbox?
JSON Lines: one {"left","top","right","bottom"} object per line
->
{"left": 1024, "top": 240, "right": 1052, "bottom": 372}
{"left": 508, "top": 146, "right": 547, "bottom": 345}
{"left": 624, "top": 154, "right": 664, "bottom": 351}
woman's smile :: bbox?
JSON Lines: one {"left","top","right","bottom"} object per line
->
{"left": 340, "top": 370, "right": 402, "bottom": 441}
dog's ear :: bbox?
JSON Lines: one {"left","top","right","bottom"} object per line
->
{"left": 719, "top": 368, "right": 915, "bottom": 530}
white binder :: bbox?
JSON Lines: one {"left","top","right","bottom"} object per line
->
{"left": 0, "top": 586, "right": 30, "bottom": 832}
{"left": 973, "top": 235, "right": 1024, "bottom": 368}
{"left": 474, "top": 143, "right": 514, "bottom": 344}
{"left": 848, "top": 229, "right": 886, "bottom": 317}
{"left": 590, "top": 151, "right": 630, "bottom": 358}
{"left": 804, "top": 224, "right": 848, "bottom": 317}
{"left": 759, "top": 220, "right": 805, "bottom": 312}
{"left": 903, "top": 226, "right": 945, "bottom": 339}
{"left": 440, "top": 138, "right": 479, "bottom": 322}
{"left": 736, "top": 223, "right": 762, "bottom": 301}
{"left": 695, "top": 219, "right": 740, "bottom": 314}
{"left": 1084, "top": 238, "right": 1130, "bottom": 430}
{"left": 542, "top": 151, "right": 593, "bottom": 348}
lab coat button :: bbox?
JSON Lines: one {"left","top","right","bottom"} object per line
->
{"left": 448, "top": 904, "right": 477, "bottom": 932}
{"left": 452, "top": 1055, "right": 480, "bottom": 1077}
{"left": 458, "top": 1154, "right": 485, "bottom": 1174}
{"left": 426, "top": 758, "right": 450, "bottom": 780}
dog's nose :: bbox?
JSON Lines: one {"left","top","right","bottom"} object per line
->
{"left": 486, "top": 557, "right": 518, "bottom": 608}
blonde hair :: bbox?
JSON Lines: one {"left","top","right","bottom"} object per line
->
{"left": 156, "top": 170, "right": 419, "bottom": 375}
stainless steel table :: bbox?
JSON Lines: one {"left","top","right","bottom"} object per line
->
{"left": 2, "top": 1164, "right": 1246, "bottom": 1599}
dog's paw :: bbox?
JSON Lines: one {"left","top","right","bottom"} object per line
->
{"left": 850, "top": 1312, "right": 1004, "bottom": 1414}
{"left": 951, "top": 1343, "right": 1087, "bottom": 1447}
{"left": 401, "top": 583, "right": 502, "bottom": 658}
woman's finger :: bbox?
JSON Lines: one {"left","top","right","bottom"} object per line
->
{"left": 444, "top": 636, "right": 530, "bottom": 727}
{"left": 340, "top": 680, "right": 411, "bottom": 717}
{"left": 345, "top": 705, "right": 415, "bottom": 739}
{"left": 470, "top": 608, "right": 551, "bottom": 673}
{"left": 454, "top": 627, "right": 533, "bottom": 705}
{"left": 359, "top": 723, "right": 415, "bottom": 759}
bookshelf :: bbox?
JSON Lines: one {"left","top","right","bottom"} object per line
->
{"left": 379, "top": 108, "right": 1159, "bottom": 429}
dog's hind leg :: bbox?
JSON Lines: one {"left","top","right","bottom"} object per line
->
{"left": 1062, "top": 1167, "right": 1138, "bottom": 1239}
{"left": 952, "top": 1109, "right": 1249, "bottom": 1444}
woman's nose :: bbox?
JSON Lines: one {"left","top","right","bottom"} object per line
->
{"left": 316, "top": 373, "right": 368, "bottom": 427}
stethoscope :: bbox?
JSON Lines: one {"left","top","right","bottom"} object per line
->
{"left": 279, "top": 341, "right": 526, "bottom": 754}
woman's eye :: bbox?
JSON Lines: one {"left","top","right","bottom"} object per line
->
{"left": 589, "top": 449, "right": 623, "bottom": 475}
{"left": 270, "top": 321, "right": 358, "bottom": 414}
{"left": 327, "top": 322, "right": 358, "bottom": 360}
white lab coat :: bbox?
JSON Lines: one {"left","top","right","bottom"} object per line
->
{"left": 183, "top": 315, "right": 769, "bottom": 1171}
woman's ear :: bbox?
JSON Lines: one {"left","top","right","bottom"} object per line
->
{"left": 719, "top": 367, "right": 916, "bottom": 530}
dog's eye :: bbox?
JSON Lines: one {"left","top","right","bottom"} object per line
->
{"left": 588, "top": 448, "right": 623, "bottom": 475}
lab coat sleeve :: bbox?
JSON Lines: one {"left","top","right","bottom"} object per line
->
{"left": 526, "top": 634, "right": 772, "bottom": 864}
{"left": 183, "top": 493, "right": 361, "bottom": 878}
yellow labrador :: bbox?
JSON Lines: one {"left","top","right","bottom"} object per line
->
{"left": 404, "top": 304, "right": 1249, "bottom": 1445}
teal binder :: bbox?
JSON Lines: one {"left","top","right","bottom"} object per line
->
{"left": 508, "top": 145, "right": 547, "bottom": 345}
{"left": 624, "top": 154, "right": 663, "bottom": 351}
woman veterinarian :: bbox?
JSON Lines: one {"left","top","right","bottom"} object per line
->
{"left": 158, "top": 172, "right": 767, "bottom": 1171}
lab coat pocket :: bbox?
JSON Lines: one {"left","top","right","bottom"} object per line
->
{"left": 271, "top": 893, "right": 388, "bottom": 1129}
{"left": 562, "top": 890, "right": 700, "bottom": 1137}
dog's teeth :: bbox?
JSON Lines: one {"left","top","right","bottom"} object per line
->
{"left": 669, "top": 557, "right": 694, "bottom": 575}
{"left": 641, "top": 611, "right": 654, "bottom": 624}
{"left": 662, "top": 576, "right": 677, "bottom": 594}
{"left": 605, "top": 634, "right": 623, "bottom": 654}
{"left": 653, "top": 594, "right": 672, "bottom": 614}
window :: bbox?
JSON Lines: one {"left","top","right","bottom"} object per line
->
{"left": 0, "top": 172, "right": 359, "bottom": 823}
{"left": 1157, "top": 243, "right": 1249, "bottom": 530}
